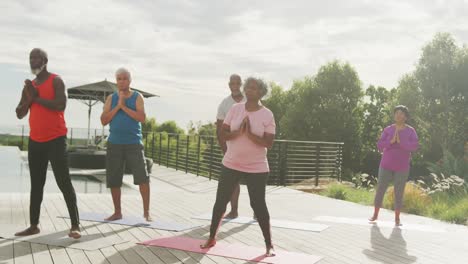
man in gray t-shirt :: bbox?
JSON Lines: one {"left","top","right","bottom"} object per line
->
{"left": 216, "top": 74, "right": 246, "bottom": 152}
{"left": 216, "top": 74, "right": 249, "bottom": 219}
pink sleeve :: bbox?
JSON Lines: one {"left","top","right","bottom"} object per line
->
{"left": 265, "top": 114, "right": 276, "bottom": 135}
{"left": 399, "top": 129, "right": 419, "bottom": 151}
{"left": 377, "top": 128, "right": 391, "bottom": 152}
{"left": 223, "top": 106, "right": 235, "bottom": 126}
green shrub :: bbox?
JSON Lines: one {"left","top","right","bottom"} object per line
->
{"left": 426, "top": 151, "right": 468, "bottom": 184}
{"left": 439, "top": 198, "right": 468, "bottom": 224}
{"left": 325, "top": 184, "right": 348, "bottom": 200}
{"left": 384, "top": 183, "right": 431, "bottom": 216}
{"left": 352, "top": 173, "right": 377, "bottom": 190}
{"left": 427, "top": 201, "right": 450, "bottom": 218}
{"left": 344, "top": 187, "right": 375, "bottom": 205}
{"left": 418, "top": 173, "right": 465, "bottom": 195}
{"left": 318, "top": 181, "right": 467, "bottom": 225}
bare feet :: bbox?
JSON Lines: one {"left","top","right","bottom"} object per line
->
{"left": 144, "top": 213, "right": 153, "bottom": 222}
{"left": 105, "top": 213, "right": 122, "bottom": 221}
{"left": 224, "top": 211, "right": 238, "bottom": 219}
{"left": 266, "top": 245, "right": 276, "bottom": 257}
{"left": 15, "top": 226, "right": 40, "bottom": 236}
{"left": 368, "top": 215, "right": 378, "bottom": 222}
{"left": 200, "top": 238, "right": 216, "bottom": 249}
{"left": 68, "top": 225, "right": 81, "bottom": 239}
{"left": 395, "top": 219, "right": 402, "bottom": 226}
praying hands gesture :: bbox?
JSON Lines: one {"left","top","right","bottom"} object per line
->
{"left": 222, "top": 117, "right": 250, "bottom": 140}
{"left": 16, "top": 80, "right": 38, "bottom": 119}
{"left": 117, "top": 91, "right": 126, "bottom": 109}
{"left": 222, "top": 116, "right": 274, "bottom": 148}
{"left": 391, "top": 127, "right": 402, "bottom": 144}
{"left": 240, "top": 117, "right": 250, "bottom": 135}
{"left": 24, "top": 80, "right": 38, "bottom": 102}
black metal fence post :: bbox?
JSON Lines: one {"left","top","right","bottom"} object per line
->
{"left": 175, "top": 134, "right": 180, "bottom": 171}
{"left": 70, "top": 128, "right": 73, "bottom": 145}
{"left": 151, "top": 132, "right": 155, "bottom": 160}
{"left": 185, "top": 135, "right": 190, "bottom": 173}
{"left": 209, "top": 137, "right": 214, "bottom": 180}
{"left": 339, "top": 144, "right": 343, "bottom": 182}
{"left": 166, "top": 134, "right": 170, "bottom": 167}
{"left": 276, "top": 142, "right": 282, "bottom": 186}
{"left": 159, "top": 133, "right": 162, "bottom": 165}
{"left": 279, "top": 142, "right": 288, "bottom": 186}
{"left": 315, "top": 144, "right": 321, "bottom": 186}
{"left": 196, "top": 135, "right": 201, "bottom": 176}
{"left": 144, "top": 132, "right": 148, "bottom": 153}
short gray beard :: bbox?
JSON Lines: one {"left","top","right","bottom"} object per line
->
{"left": 31, "top": 64, "right": 46, "bottom": 75}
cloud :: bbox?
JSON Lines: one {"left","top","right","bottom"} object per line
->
{"left": 0, "top": 0, "right": 467, "bottom": 130}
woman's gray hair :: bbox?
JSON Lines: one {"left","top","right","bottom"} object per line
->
{"left": 115, "top": 67, "right": 132, "bottom": 81}
{"left": 244, "top": 77, "right": 269, "bottom": 98}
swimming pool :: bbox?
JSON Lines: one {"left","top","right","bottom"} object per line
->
{"left": 0, "top": 146, "right": 135, "bottom": 194}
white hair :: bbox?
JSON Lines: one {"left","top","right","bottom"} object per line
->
{"left": 244, "top": 77, "right": 269, "bottom": 98}
{"left": 115, "top": 67, "right": 132, "bottom": 81}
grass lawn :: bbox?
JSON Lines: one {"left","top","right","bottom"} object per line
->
{"left": 320, "top": 182, "right": 468, "bottom": 225}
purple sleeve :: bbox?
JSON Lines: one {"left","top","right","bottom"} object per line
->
{"left": 377, "top": 128, "right": 391, "bottom": 152}
{"left": 399, "top": 129, "right": 419, "bottom": 151}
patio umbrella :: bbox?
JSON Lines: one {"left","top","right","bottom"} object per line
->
{"left": 67, "top": 79, "right": 158, "bottom": 145}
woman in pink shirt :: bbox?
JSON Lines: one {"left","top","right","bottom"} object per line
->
{"left": 369, "top": 105, "right": 419, "bottom": 226}
{"left": 201, "top": 77, "right": 276, "bottom": 257}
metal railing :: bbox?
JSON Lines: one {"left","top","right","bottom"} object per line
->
{"left": 142, "top": 132, "right": 344, "bottom": 186}
{"left": 1, "top": 126, "right": 344, "bottom": 186}
{"left": 0, "top": 126, "right": 110, "bottom": 150}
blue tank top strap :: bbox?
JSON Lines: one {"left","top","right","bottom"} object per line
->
{"left": 132, "top": 91, "right": 139, "bottom": 99}
{"left": 111, "top": 92, "right": 118, "bottom": 107}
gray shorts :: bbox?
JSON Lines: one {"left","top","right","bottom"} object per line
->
{"left": 106, "top": 143, "right": 149, "bottom": 188}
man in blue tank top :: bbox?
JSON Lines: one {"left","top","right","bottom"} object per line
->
{"left": 101, "top": 68, "right": 152, "bottom": 221}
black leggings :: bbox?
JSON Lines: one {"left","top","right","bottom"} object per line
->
{"left": 28, "top": 136, "right": 80, "bottom": 226}
{"left": 209, "top": 166, "right": 272, "bottom": 247}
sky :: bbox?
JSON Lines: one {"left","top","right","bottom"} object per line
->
{"left": 1, "top": 0, "right": 467, "bottom": 133}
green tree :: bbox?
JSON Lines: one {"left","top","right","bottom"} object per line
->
{"left": 280, "top": 77, "right": 317, "bottom": 139}
{"left": 360, "top": 85, "right": 392, "bottom": 176}
{"left": 186, "top": 121, "right": 198, "bottom": 135}
{"left": 142, "top": 117, "right": 157, "bottom": 133}
{"left": 156, "top": 121, "right": 184, "bottom": 135}
{"left": 415, "top": 32, "right": 467, "bottom": 157}
{"left": 262, "top": 82, "right": 287, "bottom": 137}
{"left": 198, "top": 122, "right": 216, "bottom": 138}
{"left": 388, "top": 32, "right": 468, "bottom": 178}
{"left": 394, "top": 74, "right": 433, "bottom": 172}
{"left": 280, "top": 61, "right": 364, "bottom": 172}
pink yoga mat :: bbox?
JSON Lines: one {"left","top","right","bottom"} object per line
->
{"left": 138, "top": 236, "right": 322, "bottom": 264}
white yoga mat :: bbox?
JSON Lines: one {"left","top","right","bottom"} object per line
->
{"left": 192, "top": 214, "right": 328, "bottom": 232}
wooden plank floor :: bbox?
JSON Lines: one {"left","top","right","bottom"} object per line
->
{"left": 1, "top": 162, "right": 467, "bottom": 263}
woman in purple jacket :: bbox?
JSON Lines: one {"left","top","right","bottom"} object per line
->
{"left": 369, "top": 105, "right": 419, "bottom": 226}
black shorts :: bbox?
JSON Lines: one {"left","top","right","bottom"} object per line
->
{"left": 106, "top": 143, "right": 149, "bottom": 188}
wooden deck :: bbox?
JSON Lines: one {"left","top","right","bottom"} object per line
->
{"left": 1, "top": 161, "right": 467, "bottom": 263}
